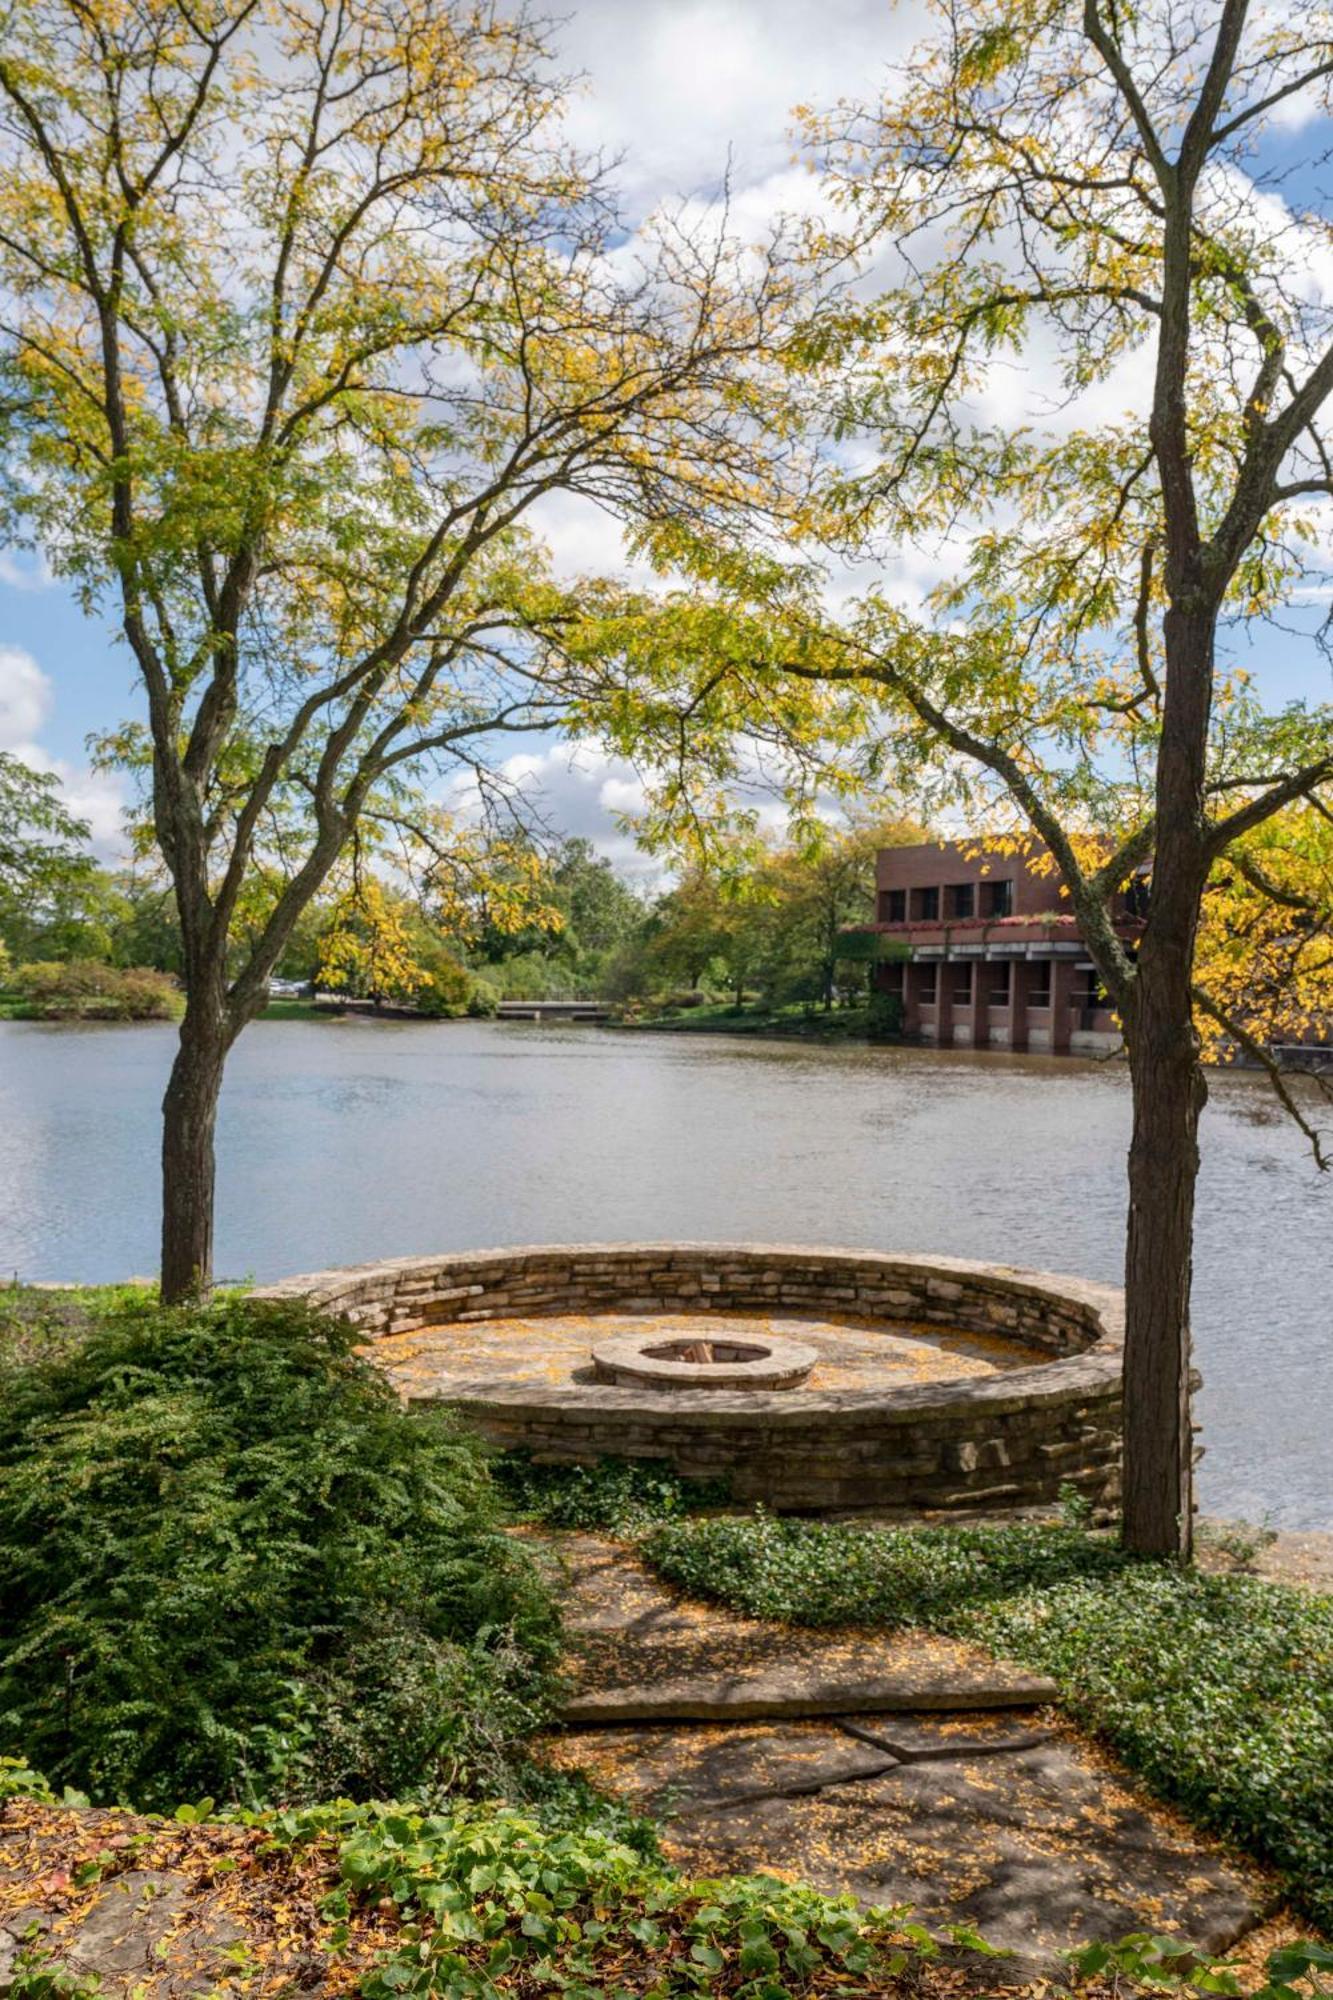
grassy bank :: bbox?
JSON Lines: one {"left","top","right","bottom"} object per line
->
{"left": 615, "top": 999, "right": 893, "bottom": 1042}
{"left": 259, "top": 996, "right": 332, "bottom": 1020}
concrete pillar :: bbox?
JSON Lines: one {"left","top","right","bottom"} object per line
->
{"left": 970, "top": 959, "right": 990, "bottom": 1050}
{"left": 934, "top": 963, "right": 952, "bottom": 1036}
{"left": 1009, "top": 960, "right": 1031, "bottom": 1053}
{"left": 902, "top": 961, "right": 922, "bottom": 1036}
{"left": 1051, "top": 957, "right": 1077, "bottom": 1054}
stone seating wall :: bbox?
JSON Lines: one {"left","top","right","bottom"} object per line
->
{"left": 254, "top": 1244, "right": 1124, "bottom": 1515}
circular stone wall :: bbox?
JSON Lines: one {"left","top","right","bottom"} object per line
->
{"left": 253, "top": 1244, "right": 1124, "bottom": 1516}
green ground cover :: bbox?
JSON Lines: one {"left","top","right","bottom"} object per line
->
{"left": 9, "top": 1757, "right": 1330, "bottom": 2000}
{"left": 259, "top": 996, "right": 332, "bottom": 1020}
{"left": 492, "top": 1449, "right": 730, "bottom": 1532}
{"left": 643, "top": 1512, "right": 1333, "bottom": 1934}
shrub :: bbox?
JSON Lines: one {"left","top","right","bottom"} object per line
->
{"left": 493, "top": 1451, "right": 730, "bottom": 1532}
{"left": 0, "top": 1296, "right": 558, "bottom": 1811}
{"left": 643, "top": 1514, "right": 1333, "bottom": 1932}
{"left": 13, "top": 959, "right": 182, "bottom": 1020}
{"left": 867, "top": 989, "right": 904, "bottom": 1039}
{"left": 413, "top": 942, "right": 476, "bottom": 1017}
{"left": 466, "top": 974, "right": 500, "bottom": 1017}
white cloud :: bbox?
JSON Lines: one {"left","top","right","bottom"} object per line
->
{"left": 0, "top": 645, "right": 52, "bottom": 748}
{"left": 447, "top": 736, "right": 664, "bottom": 880}
{"left": 0, "top": 644, "right": 128, "bottom": 857}
{"left": 524, "top": 491, "right": 645, "bottom": 583}
{"left": 0, "top": 551, "right": 54, "bottom": 591}
{"left": 501, "top": 739, "right": 661, "bottom": 878}
{"left": 556, "top": 0, "right": 920, "bottom": 219}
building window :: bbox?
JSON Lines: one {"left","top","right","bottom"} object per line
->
{"left": 1076, "top": 967, "right": 1108, "bottom": 1011}
{"left": 988, "top": 960, "right": 1012, "bottom": 1006}
{"left": 1124, "top": 875, "right": 1151, "bottom": 919}
{"left": 952, "top": 962, "right": 973, "bottom": 1005}
{"left": 879, "top": 961, "right": 905, "bottom": 997}
{"left": 912, "top": 886, "right": 940, "bottom": 921}
{"left": 879, "top": 888, "right": 907, "bottom": 923}
{"left": 917, "top": 961, "right": 938, "bottom": 1003}
{"left": 1028, "top": 960, "right": 1051, "bottom": 1007}
{"left": 980, "top": 878, "right": 1014, "bottom": 918}
{"left": 946, "top": 882, "right": 976, "bottom": 919}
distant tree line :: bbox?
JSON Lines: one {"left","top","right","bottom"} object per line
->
{"left": 0, "top": 756, "right": 922, "bottom": 1021}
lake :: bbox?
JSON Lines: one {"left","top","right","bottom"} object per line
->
{"left": 1, "top": 1016, "right": 1329, "bottom": 1528}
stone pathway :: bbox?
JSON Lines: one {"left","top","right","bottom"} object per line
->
{"left": 540, "top": 1533, "right": 1273, "bottom": 1967}
{"left": 557, "top": 1532, "right": 1057, "bottom": 1722}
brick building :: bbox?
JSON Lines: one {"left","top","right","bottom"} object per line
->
{"left": 856, "top": 838, "right": 1147, "bottom": 1053}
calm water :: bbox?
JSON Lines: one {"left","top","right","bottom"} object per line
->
{"left": 1, "top": 1017, "right": 1330, "bottom": 1528}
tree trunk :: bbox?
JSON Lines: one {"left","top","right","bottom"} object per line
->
{"left": 1122, "top": 979, "right": 1205, "bottom": 1558}
{"left": 160, "top": 1002, "right": 228, "bottom": 1303}
{"left": 1119, "top": 599, "right": 1214, "bottom": 1559}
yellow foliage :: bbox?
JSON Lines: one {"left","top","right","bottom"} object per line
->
{"left": 1196, "top": 809, "right": 1333, "bottom": 1059}
{"left": 315, "top": 881, "right": 428, "bottom": 1004}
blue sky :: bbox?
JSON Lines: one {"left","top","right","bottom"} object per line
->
{"left": 3, "top": 0, "right": 1330, "bottom": 863}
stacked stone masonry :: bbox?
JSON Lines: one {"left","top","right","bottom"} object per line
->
{"left": 255, "top": 1245, "right": 1125, "bottom": 1515}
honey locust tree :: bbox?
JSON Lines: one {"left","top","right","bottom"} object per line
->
{"left": 575, "top": 0, "right": 1333, "bottom": 1557}
{"left": 0, "top": 0, "right": 795, "bottom": 1297}
{"left": 788, "top": 0, "right": 1333, "bottom": 1556}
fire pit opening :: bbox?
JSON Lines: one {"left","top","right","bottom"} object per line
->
{"left": 590, "top": 1327, "right": 819, "bottom": 1391}
{"left": 641, "top": 1338, "right": 769, "bottom": 1365}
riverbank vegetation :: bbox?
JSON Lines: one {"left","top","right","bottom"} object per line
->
{"left": 0, "top": 814, "right": 916, "bottom": 1032}
{"left": 1, "top": 958, "right": 182, "bottom": 1022}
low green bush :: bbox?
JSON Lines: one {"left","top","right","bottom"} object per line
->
{"left": 12, "top": 959, "right": 183, "bottom": 1020}
{"left": 866, "top": 989, "right": 904, "bottom": 1038}
{"left": 466, "top": 975, "right": 500, "bottom": 1017}
{"left": 643, "top": 1514, "right": 1333, "bottom": 1932}
{"left": 0, "top": 1296, "right": 559, "bottom": 1811}
{"left": 414, "top": 944, "right": 499, "bottom": 1019}
{"left": 492, "top": 1450, "right": 730, "bottom": 1532}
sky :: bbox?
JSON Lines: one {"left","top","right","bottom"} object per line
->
{"left": 3, "top": 0, "right": 1331, "bottom": 873}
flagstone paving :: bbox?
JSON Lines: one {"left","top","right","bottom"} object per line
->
{"left": 542, "top": 1533, "right": 1273, "bottom": 1966}
{"left": 371, "top": 1307, "right": 1048, "bottom": 1399}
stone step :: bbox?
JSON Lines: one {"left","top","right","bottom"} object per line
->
{"left": 550, "top": 1530, "right": 1058, "bottom": 1723}
{"left": 562, "top": 1663, "right": 1058, "bottom": 1724}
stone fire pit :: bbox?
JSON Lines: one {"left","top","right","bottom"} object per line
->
{"left": 591, "top": 1329, "right": 818, "bottom": 1390}
{"left": 254, "top": 1244, "right": 1126, "bottom": 1516}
